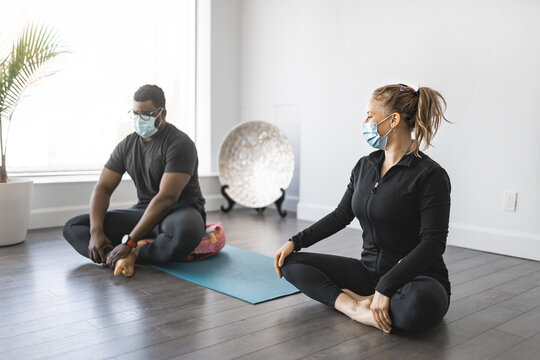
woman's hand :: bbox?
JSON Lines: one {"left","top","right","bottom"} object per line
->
{"left": 274, "top": 241, "right": 294, "bottom": 278}
{"left": 370, "top": 291, "right": 392, "bottom": 333}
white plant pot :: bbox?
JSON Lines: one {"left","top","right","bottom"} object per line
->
{"left": 0, "top": 178, "right": 33, "bottom": 246}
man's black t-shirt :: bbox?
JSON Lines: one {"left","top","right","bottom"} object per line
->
{"left": 105, "top": 123, "right": 205, "bottom": 215}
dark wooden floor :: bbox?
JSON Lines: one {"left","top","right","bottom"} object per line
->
{"left": 1, "top": 209, "right": 539, "bottom": 360}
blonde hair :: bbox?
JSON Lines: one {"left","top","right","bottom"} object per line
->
{"left": 372, "top": 84, "right": 450, "bottom": 156}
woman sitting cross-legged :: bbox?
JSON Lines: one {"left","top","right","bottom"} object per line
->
{"left": 274, "top": 84, "right": 451, "bottom": 334}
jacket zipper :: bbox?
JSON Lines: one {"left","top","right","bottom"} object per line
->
{"left": 366, "top": 165, "right": 398, "bottom": 275}
{"left": 366, "top": 178, "right": 381, "bottom": 274}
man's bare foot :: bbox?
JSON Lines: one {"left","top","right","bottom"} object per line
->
{"left": 335, "top": 289, "right": 391, "bottom": 333}
{"left": 114, "top": 252, "right": 136, "bottom": 277}
{"left": 113, "top": 240, "right": 149, "bottom": 277}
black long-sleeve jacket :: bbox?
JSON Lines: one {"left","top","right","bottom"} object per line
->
{"left": 290, "top": 150, "right": 451, "bottom": 297}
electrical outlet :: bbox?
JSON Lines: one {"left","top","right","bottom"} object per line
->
{"left": 503, "top": 191, "right": 517, "bottom": 212}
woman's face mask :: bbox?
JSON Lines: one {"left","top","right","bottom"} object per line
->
{"left": 362, "top": 113, "right": 393, "bottom": 150}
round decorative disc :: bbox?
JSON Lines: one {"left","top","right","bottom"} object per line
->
{"left": 218, "top": 121, "right": 295, "bottom": 208}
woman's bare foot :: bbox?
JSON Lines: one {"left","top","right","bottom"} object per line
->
{"left": 335, "top": 289, "right": 391, "bottom": 333}
{"left": 342, "top": 288, "right": 366, "bottom": 302}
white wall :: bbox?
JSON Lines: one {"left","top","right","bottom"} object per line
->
{"left": 199, "top": 0, "right": 300, "bottom": 212}
{"left": 210, "top": 0, "right": 241, "bottom": 173}
{"left": 208, "top": 0, "right": 299, "bottom": 212}
{"left": 240, "top": 0, "right": 302, "bottom": 208}
{"left": 239, "top": 0, "right": 540, "bottom": 260}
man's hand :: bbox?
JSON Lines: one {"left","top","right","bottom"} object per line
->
{"left": 106, "top": 244, "right": 132, "bottom": 269}
{"left": 370, "top": 291, "right": 392, "bottom": 333}
{"left": 88, "top": 233, "right": 113, "bottom": 264}
{"left": 88, "top": 168, "right": 122, "bottom": 264}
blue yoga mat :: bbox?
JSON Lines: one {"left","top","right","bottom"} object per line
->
{"left": 152, "top": 245, "right": 299, "bottom": 304}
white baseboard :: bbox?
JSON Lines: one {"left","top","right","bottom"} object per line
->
{"left": 30, "top": 196, "right": 226, "bottom": 230}
{"left": 297, "top": 201, "right": 361, "bottom": 230}
{"left": 448, "top": 223, "right": 540, "bottom": 261}
{"left": 297, "top": 202, "right": 540, "bottom": 261}
{"left": 283, "top": 195, "right": 299, "bottom": 213}
{"left": 212, "top": 195, "right": 300, "bottom": 213}
{"left": 30, "top": 201, "right": 136, "bottom": 229}
{"left": 29, "top": 194, "right": 299, "bottom": 230}
{"left": 205, "top": 194, "right": 224, "bottom": 212}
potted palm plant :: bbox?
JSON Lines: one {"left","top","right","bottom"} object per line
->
{"left": 0, "top": 24, "right": 64, "bottom": 246}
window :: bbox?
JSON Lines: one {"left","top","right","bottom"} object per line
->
{"left": 2, "top": 0, "right": 196, "bottom": 173}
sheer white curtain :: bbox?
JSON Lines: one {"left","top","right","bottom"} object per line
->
{"left": 1, "top": 0, "right": 195, "bottom": 173}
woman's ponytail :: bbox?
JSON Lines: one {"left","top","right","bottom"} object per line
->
{"left": 372, "top": 84, "right": 450, "bottom": 157}
{"left": 412, "top": 87, "right": 449, "bottom": 156}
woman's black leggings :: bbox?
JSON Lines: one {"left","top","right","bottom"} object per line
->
{"left": 281, "top": 252, "right": 450, "bottom": 333}
{"left": 63, "top": 205, "right": 205, "bottom": 264}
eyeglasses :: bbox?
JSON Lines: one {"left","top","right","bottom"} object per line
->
{"left": 127, "top": 107, "right": 163, "bottom": 121}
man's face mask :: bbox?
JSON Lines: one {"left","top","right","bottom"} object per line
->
{"left": 129, "top": 108, "right": 163, "bottom": 138}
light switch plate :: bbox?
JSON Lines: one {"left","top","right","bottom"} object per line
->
{"left": 503, "top": 191, "right": 517, "bottom": 212}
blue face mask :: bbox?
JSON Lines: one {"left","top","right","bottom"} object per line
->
{"left": 362, "top": 113, "right": 393, "bottom": 150}
{"left": 133, "top": 110, "right": 162, "bottom": 138}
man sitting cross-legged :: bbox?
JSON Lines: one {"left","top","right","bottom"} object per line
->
{"left": 63, "top": 84, "right": 206, "bottom": 277}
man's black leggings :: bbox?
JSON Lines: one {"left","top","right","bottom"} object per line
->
{"left": 281, "top": 252, "right": 450, "bottom": 333}
{"left": 63, "top": 205, "right": 205, "bottom": 264}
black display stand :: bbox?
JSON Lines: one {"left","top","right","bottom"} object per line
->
{"left": 220, "top": 185, "right": 287, "bottom": 218}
